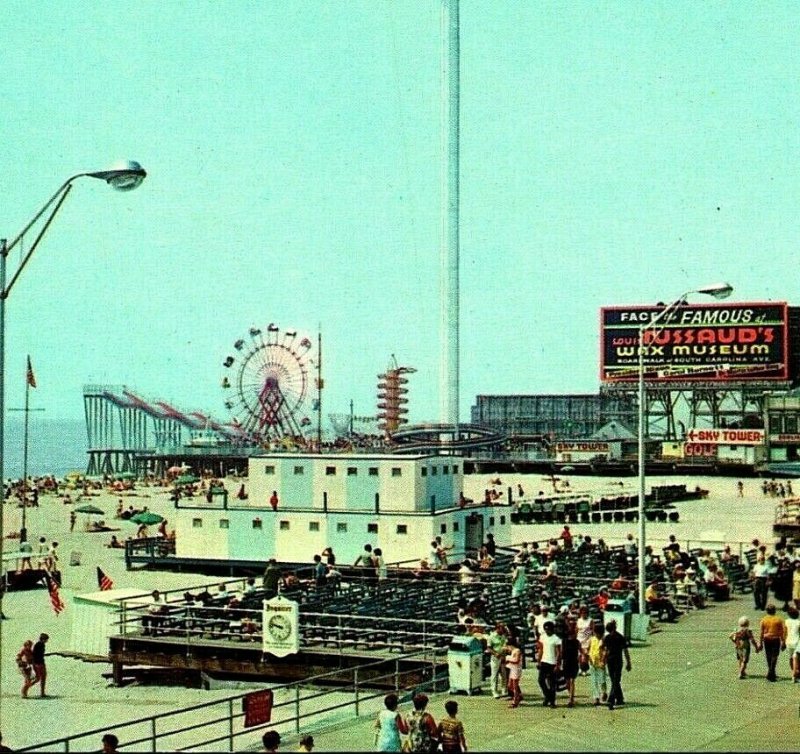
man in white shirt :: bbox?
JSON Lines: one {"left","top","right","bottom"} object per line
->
{"left": 751, "top": 553, "right": 772, "bottom": 610}
{"left": 536, "top": 621, "right": 562, "bottom": 708}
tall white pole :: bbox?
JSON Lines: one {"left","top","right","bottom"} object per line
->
{"left": 440, "top": 0, "right": 460, "bottom": 430}
{"left": 637, "top": 324, "right": 646, "bottom": 615}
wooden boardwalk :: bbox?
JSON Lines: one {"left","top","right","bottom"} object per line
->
{"left": 289, "top": 595, "right": 800, "bottom": 752}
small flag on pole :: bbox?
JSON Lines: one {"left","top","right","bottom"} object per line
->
{"left": 97, "top": 567, "right": 114, "bottom": 591}
{"left": 26, "top": 356, "right": 36, "bottom": 388}
{"left": 46, "top": 575, "right": 65, "bottom": 616}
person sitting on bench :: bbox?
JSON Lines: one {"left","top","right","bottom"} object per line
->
{"left": 645, "top": 580, "right": 680, "bottom": 621}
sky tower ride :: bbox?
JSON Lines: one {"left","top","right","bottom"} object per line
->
{"left": 377, "top": 356, "right": 416, "bottom": 436}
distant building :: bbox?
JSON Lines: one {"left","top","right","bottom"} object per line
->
{"left": 470, "top": 393, "right": 633, "bottom": 443}
{"left": 174, "top": 453, "right": 511, "bottom": 564}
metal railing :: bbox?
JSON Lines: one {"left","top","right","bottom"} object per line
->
{"left": 17, "top": 650, "right": 447, "bottom": 753}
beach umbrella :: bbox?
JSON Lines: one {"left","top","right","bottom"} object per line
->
{"left": 175, "top": 474, "right": 199, "bottom": 485}
{"left": 166, "top": 465, "right": 184, "bottom": 475}
{"left": 74, "top": 504, "right": 105, "bottom": 515}
{"left": 116, "top": 472, "right": 136, "bottom": 480}
{"left": 130, "top": 511, "right": 164, "bottom": 525}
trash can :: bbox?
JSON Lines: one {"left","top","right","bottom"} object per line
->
{"left": 603, "top": 599, "right": 632, "bottom": 642}
{"left": 447, "top": 636, "right": 483, "bottom": 694}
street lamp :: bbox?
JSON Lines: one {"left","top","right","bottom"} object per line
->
{"left": 0, "top": 160, "right": 146, "bottom": 722}
{"left": 636, "top": 282, "right": 733, "bottom": 618}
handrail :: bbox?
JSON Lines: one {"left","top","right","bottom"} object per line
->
{"left": 17, "top": 649, "right": 448, "bottom": 753}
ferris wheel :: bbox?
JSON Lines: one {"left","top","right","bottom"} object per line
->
{"left": 221, "top": 324, "right": 314, "bottom": 443}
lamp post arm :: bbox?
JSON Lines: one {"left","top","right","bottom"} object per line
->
{"left": 3, "top": 183, "right": 75, "bottom": 299}
{"left": 2, "top": 172, "right": 98, "bottom": 258}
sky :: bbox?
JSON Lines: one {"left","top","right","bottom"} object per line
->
{"left": 2, "top": 1, "right": 799, "bottom": 432}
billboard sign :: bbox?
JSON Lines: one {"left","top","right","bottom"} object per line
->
{"left": 601, "top": 302, "right": 789, "bottom": 383}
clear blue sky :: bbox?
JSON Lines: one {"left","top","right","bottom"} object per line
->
{"left": 3, "top": 1, "right": 798, "bottom": 427}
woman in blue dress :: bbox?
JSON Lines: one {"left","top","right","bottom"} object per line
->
{"left": 375, "top": 693, "right": 408, "bottom": 752}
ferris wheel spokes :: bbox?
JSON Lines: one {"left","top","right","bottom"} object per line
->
{"left": 222, "top": 322, "right": 313, "bottom": 445}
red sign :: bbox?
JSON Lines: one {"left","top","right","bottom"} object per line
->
{"left": 243, "top": 689, "right": 273, "bottom": 728}
{"left": 685, "top": 428, "right": 765, "bottom": 445}
{"left": 685, "top": 443, "right": 717, "bottom": 457}
{"left": 600, "top": 302, "right": 789, "bottom": 383}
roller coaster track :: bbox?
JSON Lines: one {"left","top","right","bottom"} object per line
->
{"left": 388, "top": 423, "right": 505, "bottom": 453}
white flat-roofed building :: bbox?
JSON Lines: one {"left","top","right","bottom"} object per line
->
{"left": 173, "top": 453, "right": 511, "bottom": 564}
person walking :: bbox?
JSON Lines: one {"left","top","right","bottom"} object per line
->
{"left": 602, "top": 620, "right": 631, "bottom": 710}
{"left": 16, "top": 640, "right": 35, "bottom": 697}
{"left": 404, "top": 693, "right": 438, "bottom": 754}
{"left": 562, "top": 622, "right": 581, "bottom": 707}
{"left": 436, "top": 700, "right": 467, "bottom": 754}
{"left": 729, "top": 616, "right": 759, "bottom": 679}
{"left": 751, "top": 553, "right": 772, "bottom": 610}
{"left": 587, "top": 622, "right": 608, "bottom": 705}
{"left": 374, "top": 693, "right": 408, "bottom": 752}
{"left": 759, "top": 603, "right": 787, "bottom": 682}
{"left": 504, "top": 635, "right": 523, "bottom": 708}
{"left": 485, "top": 622, "right": 508, "bottom": 698}
{"left": 536, "top": 620, "right": 562, "bottom": 708}
{"left": 31, "top": 633, "right": 49, "bottom": 698}
{"left": 785, "top": 606, "right": 800, "bottom": 682}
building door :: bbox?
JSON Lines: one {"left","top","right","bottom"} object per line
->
{"left": 464, "top": 513, "right": 483, "bottom": 557}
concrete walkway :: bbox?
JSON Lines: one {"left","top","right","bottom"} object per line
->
{"left": 282, "top": 595, "right": 800, "bottom": 752}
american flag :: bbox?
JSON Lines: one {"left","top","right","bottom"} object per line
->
{"left": 46, "top": 575, "right": 64, "bottom": 616}
{"left": 26, "top": 355, "right": 36, "bottom": 389}
{"left": 97, "top": 567, "right": 114, "bottom": 591}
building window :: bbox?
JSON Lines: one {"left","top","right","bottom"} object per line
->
{"left": 309, "top": 521, "right": 320, "bottom": 532}
{"left": 500, "top": 515, "right": 506, "bottom": 525}
{"left": 192, "top": 518, "right": 203, "bottom": 528}
{"left": 252, "top": 519, "right": 263, "bottom": 530}
{"left": 347, "top": 467, "right": 358, "bottom": 476}
{"left": 397, "top": 524, "right": 408, "bottom": 535}
{"left": 430, "top": 495, "right": 436, "bottom": 508}
{"left": 440, "top": 523, "right": 447, "bottom": 534}
{"left": 220, "top": 519, "right": 230, "bottom": 529}
{"left": 293, "top": 465, "right": 304, "bottom": 475}
{"left": 337, "top": 522, "right": 348, "bottom": 533}
{"left": 431, "top": 466, "right": 438, "bottom": 476}
{"left": 369, "top": 467, "right": 379, "bottom": 476}
{"left": 264, "top": 465, "right": 275, "bottom": 475}
{"left": 279, "top": 520, "right": 290, "bottom": 531}
{"left": 769, "top": 415, "right": 782, "bottom": 433}
{"left": 391, "top": 467, "right": 402, "bottom": 477}
{"left": 443, "top": 465, "right": 449, "bottom": 475}
{"left": 786, "top": 415, "right": 799, "bottom": 434}
{"left": 452, "top": 465, "right": 459, "bottom": 475}
{"left": 489, "top": 517, "right": 495, "bottom": 526}
{"left": 368, "top": 523, "right": 378, "bottom": 534}
{"left": 421, "top": 467, "right": 427, "bottom": 477}
{"left": 326, "top": 466, "right": 336, "bottom": 476}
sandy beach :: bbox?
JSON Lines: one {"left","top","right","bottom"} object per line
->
{"left": 0, "top": 471, "right": 784, "bottom": 750}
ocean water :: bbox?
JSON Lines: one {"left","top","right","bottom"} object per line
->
{"left": 3, "top": 416, "right": 87, "bottom": 479}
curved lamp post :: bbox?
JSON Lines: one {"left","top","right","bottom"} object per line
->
{"left": 0, "top": 161, "right": 146, "bottom": 723}
{"left": 636, "top": 282, "right": 733, "bottom": 619}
